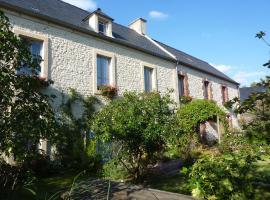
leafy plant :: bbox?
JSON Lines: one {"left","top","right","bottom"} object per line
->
{"left": 92, "top": 91, "right": 177, "bottom": 180}
{"left": 225, "top": 31, "right": 270, "bottom": 144}
{"left": 184, "top": 153, "right": 256, "bottom": 200}
{"left": 179, "top": 95, "right": 193, "bottom": 105}
{"left": 98, "top": 85, "right": 117, "bottom": 99}
{"left": 0, "top": 11, "right": 58, "bottom": 162}
{"left": 56, "top": 88, "right": 101, "bottom": 170}
{"left": 0, "top": 160, "right": 37, "bottom": 199}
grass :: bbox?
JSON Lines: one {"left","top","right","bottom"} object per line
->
{"left": 253, "top": 157, "right": 270, "bottom": 200}
{"left": 6, "top": 156, "right": 270, "bottom": 199}
{"left": 12, "top": 171, "right": 84, "bottom": 200}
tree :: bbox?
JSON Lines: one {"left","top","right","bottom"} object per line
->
{"left": 92, "top": 92, "right": 176, "bottom": 180}
{"left": 226, "top": 31, "right": 270, "bottom": 144}
{"left": 0, "top": 11, "right": 58, "bottom": 162}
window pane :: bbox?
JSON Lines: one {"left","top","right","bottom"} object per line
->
{"left": 222, "top": 86, "right": 226, "bottom": 103}
{"left": 98, "top": 21, "right": 105, "bottom": 34}
{"left": 204, "top": 81, "right": 209, "bottom": 99}
{"left": 178, "top": 75, "right": 185, "bottom": 97}
{"left": 97, "top": 55, "right": 110, "bottom": 87}
{"left": 17, "top": 38, "right": 43, "bottom": 76}
{"left": 144, "top": 67, "right": 153, "bottom": 92}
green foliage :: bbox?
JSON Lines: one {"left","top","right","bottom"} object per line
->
{"left": 56, "top": 88, "right": 101, "bottom": 171}
{"left": 179, "top": 95, "right": 193, "bottom": 105}
{"left": 0, "top": 11, "right": 58, "bottom": 162}
{"left": 0, "top": 159, "right": 37, "bottom": 199}
{"left": 185, "top": 153, "right": 256, "bottom": 200}
{"left": 92, "top": 91, "right": 177, "bottom": 180}
{"left": 177, "top": 99, "right": 226, "bottom": 134}
{"left": 225, "top": 32, "right": 270, "bottom": 144}
{"left": 175, "top": 99, "right": 227, "bottom": 152}
{"left": 98, "top": 85, "right": 118, "bottom": 99}
{"left": 102, "top": 158, "right": 129, "bottom": 181}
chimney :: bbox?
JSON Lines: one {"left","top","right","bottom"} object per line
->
{"left": 128, "top": 18, "right": 147, "bottom": 35}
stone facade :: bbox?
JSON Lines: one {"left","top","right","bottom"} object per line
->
{"left": 5, "top": 10, "right": 239, "bottom": 128}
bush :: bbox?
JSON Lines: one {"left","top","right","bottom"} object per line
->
{"left": 184, "top": 153, "right": 256, "bottom": 200}
{"left": 92, "top": 91, "right": 177, "bottom": 180}
{"left": 177, "top": 99, "right": 227, "bottom": 135}
{"left": 173, "top": 100, "right": 227, "bottom": 164}
{"left": 0, "top": 160, "right": 36, "bottom": 199}
{"left": 102, "top": 158, "right": 129, "bottom": 181}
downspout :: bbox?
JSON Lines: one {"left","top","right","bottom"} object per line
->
{"left": 175, "top": 60, "right": 180, "bottom": 107}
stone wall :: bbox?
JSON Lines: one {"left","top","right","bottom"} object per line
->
{"left": 6, "top": 10, "right": 239, "bottom": 128}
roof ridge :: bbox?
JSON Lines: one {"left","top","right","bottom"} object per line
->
{"left": 55, "top": 0, "right": 91, "bottom": 14}
{"left": 154, "top": 39, "right": 210, "bottom": 65}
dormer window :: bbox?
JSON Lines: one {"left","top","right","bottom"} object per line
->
{"left": 98, "top": 20, "right": 106, "bottom": 35}
{"left": 83, "top": 8, "right": 114, "bottom": 37}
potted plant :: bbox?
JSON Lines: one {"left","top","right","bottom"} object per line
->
{"left": 99, "top": 85, "right": 117, "bottom": 99}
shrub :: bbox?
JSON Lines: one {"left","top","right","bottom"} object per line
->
{"left": 174, "top": 100, "right": 227, "bottom": 163}
{"left": 177, "top": 99, "right": 227, "bottom": 135}
{"left": 0, "top": 160, "right": 36, "bottom": 198}
{"left": 92, "top": 91, "right": 177, "bottom": 180}
{"left": 184, "top": 153, "right": 256, "bottom": 200}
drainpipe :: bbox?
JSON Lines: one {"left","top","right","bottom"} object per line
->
{"left": 175, "top": 60, "right": 180, "bottom": 108}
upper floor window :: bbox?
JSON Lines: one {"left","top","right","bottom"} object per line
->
{"left": 97, "top": 55, "right": 110, "bottom": 88}
{"left": 178, "top": 75, "right": 185, "bottom": 97}
{"left": 17, "top": 37, "right": 43, "bottom": 76}
{"left": 144, "top": 67, "right": 153, "bottom": 93}
{"left": 221, "top": 86, "right": 228, "bottom": 104}
{"left": 98, "top": 20, "right": 107, "bottom": 35}
{"left": 203, "top": 81, "right": 210, "bottom": 99}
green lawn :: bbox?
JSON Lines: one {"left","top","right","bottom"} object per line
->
{"left": 13, "top": 171, "right": 84, "bottom": 200}
{"left": 253, "top": 157, "right": 270, "bottom": 200}
{"left": 9, "top": 157, "right": 270, "bottom": 200}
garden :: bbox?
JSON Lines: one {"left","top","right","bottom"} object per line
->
{"left": 1, "top": 10, "right": 270, "bottom": 200}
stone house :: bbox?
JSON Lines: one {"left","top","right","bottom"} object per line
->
{"left": 1, "top": 0, "right": 240, "bottom": 150}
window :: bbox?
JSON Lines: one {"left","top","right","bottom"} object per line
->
{"left": 221, "top": 86, "right": 228, "bottom": 104}
{"left": 17, "top": 37, "right": 43, "bottom": 76}
{"left": 144, "top": 67, "right": 153, "bottom": 92}
{"left": 98, "top": 20, "right": 106, "bottom": 35}
{"left": 178, "top": 75, "right": 185, "bottom": 97}
{"left": 97, "top": 55, "right": 110, "bottom": 88}
{"left": 203, "top": 81, "right": 209, "bottom": 99}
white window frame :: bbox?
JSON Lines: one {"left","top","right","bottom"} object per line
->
{"left": 14, "top": 29, "right": 49, "bottom": 79}
{"left": 93, "top": 50, "right": 116, "bottom": 94}
{"left": 141, "top": 62, "right": 157, "bottom": 92}
{"left": 98, "top": 20, "right": 107, "bottom": 35}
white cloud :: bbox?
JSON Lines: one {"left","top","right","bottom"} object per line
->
{"left": 149, "top": 11, "right": 168, "bottom": 19}
{"left": 211, "top": 63, "right": 232, "bottom": 73}
{"left": 233, "top": 71, "right": 266, "bottom": 85}
{"left": 61, "top": 0, "right": 97, "bottom": 11}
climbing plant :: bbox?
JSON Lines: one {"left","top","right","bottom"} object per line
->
{"left": 177, "top": 99, "right": 227, "bottom": 135}
{"left": 56, "top": 88, "right": 101, "bottom": 170}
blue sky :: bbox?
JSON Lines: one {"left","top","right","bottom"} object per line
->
{"left": 62, "top": 0, "right": 270, "bottom": 86}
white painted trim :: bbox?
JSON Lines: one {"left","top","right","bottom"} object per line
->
{"left": 141, "top": 62, "right": 157, "bottom": 92}
{"left": 92, "top": 49, "right": 116, "bottom": 94}
{"left": 13, "top": 29, "right": 49, "bottom": 79}
{"left": 144, "top": 35, "right": 177, "bottom": 60}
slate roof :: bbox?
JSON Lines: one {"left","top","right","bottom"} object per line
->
{"left": 84, "top": 8, "right": 114, "bottom": 21}
{"left": 239, "top": 86, "right": 266, "bottom": 101}
{"left": 0, "top": 0, "right": 238, "bottom": 84}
